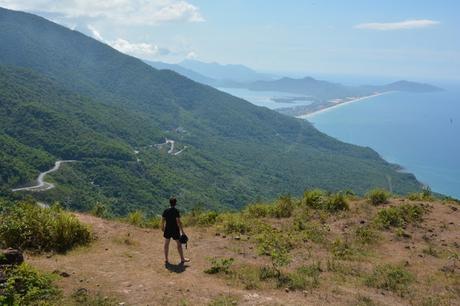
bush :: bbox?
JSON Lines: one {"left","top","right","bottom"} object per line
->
{"left": 270, "top": 196, "right": 295, "bottom": 218}
{"left": 182, "top": 210, "right": 219, "bottom": 227}
{"left": 204, "top": 257, "right": 234, "bottom": 274}
{"left": 287, "top": 263, "right": 321, "bottom": 290}
{"left": 91, "top": 202, "right": 109, "bottom": 218}
{"left": 244, "top": 203, "right": 272, "bottom": 218}
{"left": 126, "top": 210, "right": 145, "bottom": 227}
{"left": 302, "top": 190, "right": 348, "bottom": 212}
{"left": 407, "top": 186, "right": 434, "bottom": 202}
{"left": 325, "top": 193, "right": 349, "bottom": 212}
{"left": 0, "top": 263, "right": 60, "bottom": 305}
{"left": 331, "top": 238, "right": 354, "bottom": 259}
{"left": 365, "top": 264, "right": 414, "bottom": 295}
{"left": 354, "top": 225, "right": 380, "bottom": 245}
{"left": 302, "top": 189, "right": 326, "bottom": 209}
{"left": 0, "top": 203, "right": 92, "bottom": 252}
{"left": 367, "top": 189, "right": 391, "bottom": 205}
{"left": 374, "top": 204, "right": 425, "bottom": 229}
{"left": 217, "top": 213, "right": 252, "bottom": 234}
{"left": 145, "top": 216, "right": 162, "bottom": 229}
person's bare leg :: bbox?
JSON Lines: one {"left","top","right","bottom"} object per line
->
{"left": 176, "top": 240, "right": 185, "bottom": 262}
{"left": 164, "top": 238, "right": 171, "bottom": 263}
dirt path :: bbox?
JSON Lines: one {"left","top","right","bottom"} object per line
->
{"left": 26, "top": 214, "right": 286, "bottom": 305}
{"left": 26, "top": 200, "right": 460, "bottom": 306}
{"left": 12, "top": 160, "right": 76, "bottom": 192}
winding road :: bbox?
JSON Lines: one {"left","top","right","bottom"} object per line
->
{"left": 12, "top": 160, "right": 76, "bottom": 192}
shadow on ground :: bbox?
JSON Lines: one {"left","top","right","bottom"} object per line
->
{"left": 165, "top": 262, "right": 189, "bottom": 273}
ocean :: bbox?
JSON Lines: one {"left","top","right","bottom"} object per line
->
{"left": 220, "top": 86, "right": 460, "bottom": 199}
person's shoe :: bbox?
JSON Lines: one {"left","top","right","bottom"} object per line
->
{"left": 180, "top": 258, "right": 190, "bottom": 264}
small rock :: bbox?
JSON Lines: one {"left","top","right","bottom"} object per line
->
{"left": 222, "top": 235, "right": 226, "bottom": 239}
{"left": 405, "top": 246, "right": 410, "bottom": 249}
{"left": 450, "top": 206, "right": 458, "bottom": 212}
{"left": 449, "top": 222, "right": 454, "bottom": 225}
{"left": 360, "top": 220, "right": 366, "bottom": 224}
{"left": 285, "top": 288, "right": 290, "bottom": 293}
{"left": 215, "top": 233, "right": 220, "bottom": 236}
{"left": 105, "top": 248, "right": 109, "bottom": 251}
{"left": 60, "top": 272, "right": 70, "bottom": 278}
{"left": 119, "top": 303, "right": 126, "bottom": 306}
{"left": 234, "top": 236, "right": 241, "bottom": 240}
{"left": 440, "top": 261, "right": 456, "bottom": 273}
{"left": 302, "top": 290, "right": 309, "bottom": 295}
{"left": 0, "top": 248, "right": 24, "bottom": 265}
{"left": 404, "top": 261, "right": 410, "bottom": 267}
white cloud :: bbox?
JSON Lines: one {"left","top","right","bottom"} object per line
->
{"left": 0, "top": 0, "right": 204, "bottom": 24}
{"left": 186, "top": 51, "right": 197, "bottom": 59}
{"left": 87, "top": 24, "right": 103, "bottom": 41}
{"left": 354, "top": 19, "right": 439, "bottom": 31}
{"left": 86, "top": 25, "right": 169, "bottom": 60}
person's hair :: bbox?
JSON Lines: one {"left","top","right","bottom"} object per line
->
{"left": 169, "top": 197, "right": 177, "bottom": 207}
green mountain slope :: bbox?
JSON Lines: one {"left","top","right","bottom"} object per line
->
{"left": 0, "top": 7, "right": 422, "bottom": 214}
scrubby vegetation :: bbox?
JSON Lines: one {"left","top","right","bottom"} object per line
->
{"left": 367, "top": 188, "right": 391, "bottom": 205}
{"left": 364, "top": 264, "right": 414, "bottom": 295}
{"left": 0, "top": 263, "right": 60, "bottom": 305}
{"left": 373, "top": 204, "right": 426, "bottom": 229}
{"left": 0, "top": 202, "right": 92, "bottom": 252}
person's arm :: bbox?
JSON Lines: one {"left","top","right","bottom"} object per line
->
{"left": 176, "top": 217, "right": 185, "bottom": 235}
{"left": 161, "top": 217, "right": 165, "bottom": 232}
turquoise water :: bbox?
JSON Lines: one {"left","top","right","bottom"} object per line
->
{"left": 222, "top": 85, "right": 460, "bottom": 199}
{"left": 307, "top": 89, "right": 460, "bottom": 199}
{"left": 218, "top": 87, "right": 313, "bottom": 109}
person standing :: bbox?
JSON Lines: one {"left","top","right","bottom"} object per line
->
{"left": 161, "top": 197, "right": 190, "bottom": 265}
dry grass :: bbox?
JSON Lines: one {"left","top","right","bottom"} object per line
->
{"left": 26, "top": 197, "right": 460, "bottom": 305}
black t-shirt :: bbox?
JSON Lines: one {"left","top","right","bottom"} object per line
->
{"left": 162, "top": 207, "right": 180, "bottom": 232}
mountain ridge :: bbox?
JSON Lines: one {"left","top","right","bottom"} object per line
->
{"left": 0, "top": 7, "right": 422, "bottom": 214}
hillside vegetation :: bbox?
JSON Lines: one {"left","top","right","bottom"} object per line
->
{"left": 1, "top": 190, "right": 458, "bottom": 305}
{"left": 0, "top": 7, "right": 423, "bottom": 214}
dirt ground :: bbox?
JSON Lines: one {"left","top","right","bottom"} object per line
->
{"left": 28, "top": 199, "right": 460, "bottom": 306}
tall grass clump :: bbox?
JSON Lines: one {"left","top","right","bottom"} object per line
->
{"left": 302, "top": 189, "right": 326, "bottom": 209}
{"left": 366, "top": 189, "right": 391, "bottom": 205}
{"left": 374, "top": 204, "right": 425, "bottom": 229}
{"left": 0, "top": 203, "right": 91, "bottom": 252}
{"left": 302, "top": 189, "right": 348, "bottom": 212}
{"left": 365, "top": 264, "right": 414, "bottom": 296}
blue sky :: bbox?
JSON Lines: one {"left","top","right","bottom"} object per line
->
{"left": 1, "top": 0, "right": 459, "bottom": 81}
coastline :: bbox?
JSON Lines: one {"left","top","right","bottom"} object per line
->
{"left": 296, "top": 91, "right": 394, "bottom": 119}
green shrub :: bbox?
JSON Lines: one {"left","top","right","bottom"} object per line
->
{"left": 374, "top": 204, "right": 425, "bottom": 229}
{"left": 0, "top": 203, "right": 92, "bottom": 252}
{"left": 204, "top": 257, "right": 235, "bottom": 274}
{"left": 270, "top": 196, "right": 295, "bottom": 218}
{"left": 91, "top": 202, "right": 109, "bottom": 218}
{"left": 144, "top": 216, "right": 161, "bottom": 229}
{"left": 208, "top": 295, "right": 239, "bottom": 306}
{"left": 325, "top": 193, "right": 349, "bottom": 212}
{"left": 0, "top": 263, "right": 60, "bottom": 305}
{"left": 407, "top": 187, "right": 434, "bottom": 202}
{"left": 365, "top": 264, "right": 414, "bottom": 295}
{"left": 217, "top": 213, "right": 252, "bottom": 234}
{"left": 302, "top": 189, "right": 326, "bottom": 209}
{"left": 287, "top": 263, "right": 321, "bottom": 290}
{"left": 244, "top": 203, "right": 272, "bottom": 218}
{"left": 367, "top": 189, "right": 391, "bottom": 205}
{"left": 354, "top": 225, "right": 380, "bottom": 245}
{"left": 331, "top": 238, "right": 354, "bottom": 259}
{"left": 71, "top": 288, "right": 118, "bottom": 305}
{"left": 293, "top": 219, "right": 327, "bottom": 244}
{"left": 126, "top": 210, "right": 145, "bottom": 227}
{"left": 255, "top": 229, "right": 291, "bottom": 275}
{"left": 182, "top": 210, "right": 219, "bottom": 227}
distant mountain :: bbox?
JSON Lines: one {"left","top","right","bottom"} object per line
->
{"left": 380, "top": 80, "right": 443, "bottom": 93}
{"left": 239, "top": 76, "right": 442, "bottom": 101}
{"left": 179, "top": 59, "right": 275, "bottom": 83}
{"left": 144, "top": 60, "right": 216, "bottom": 85}
{"left": 0, "top": 7, "right": 422, "bottom": 214}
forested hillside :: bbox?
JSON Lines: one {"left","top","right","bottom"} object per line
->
{"left": 0, "top": 7, "right": 422, "bottom": 215}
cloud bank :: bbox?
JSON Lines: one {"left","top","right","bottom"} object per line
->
{"left": 354, "top": 19, "right": 439, "bottom": 31}
{"left": 0, "top": 0, "right": 204, "bottom": 24}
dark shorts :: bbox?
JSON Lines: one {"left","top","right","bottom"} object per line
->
{"left": 164, "top": 229, "right": 180, "bottom": 240}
